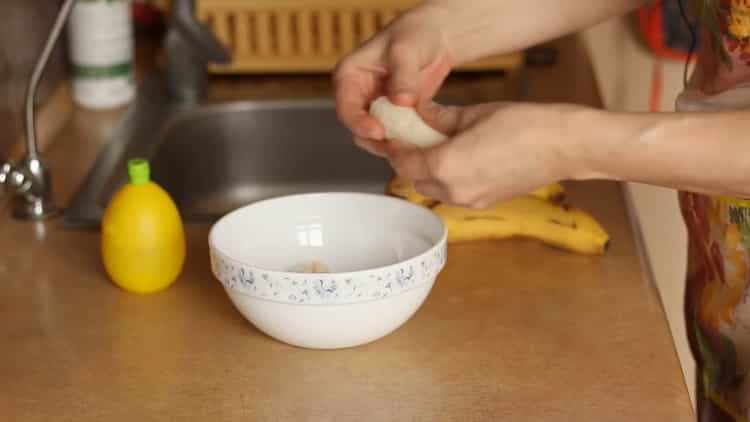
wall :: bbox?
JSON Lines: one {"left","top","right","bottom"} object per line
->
{"left": 0, "top": 0, "right": 67, "bottom": 158}
{"left": 582, "top": 16, "right": 695, "bottom": 407}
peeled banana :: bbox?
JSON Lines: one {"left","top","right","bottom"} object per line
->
{"left": 385, "top": 176, "right": 565, "bottom": 206}
{"left": 433, "top": 196, "right": 610, "bottom": 254}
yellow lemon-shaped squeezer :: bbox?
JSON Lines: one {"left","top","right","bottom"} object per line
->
{"left": 101, "top": 159, "right": 186, "bottom": 294}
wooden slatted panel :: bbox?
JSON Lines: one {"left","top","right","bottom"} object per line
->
{"left": 338, "top": 9, "right": 355, "bottom": 53}
{"left": 276, "top": 10, "right": 294, "bottom": 56}
{"left": 297, "top": 10, "right": 314, "bottom": 55}
{"left": 254, "top": 10, "right": 272, "bottom": 56}
{"left": 234, "top": 12, "right": 251, "bottom": 55}
{"left": 358, "top": 10, "right": 377, "bottom": 44}
{"left": 212, "top": 10, "right": 232, "bottom": 48}
{"left": 192, "top": 0, "right": 523, "bottom": 74}
{"left": 317, "top": 10, "right": 335, "bottom": 56}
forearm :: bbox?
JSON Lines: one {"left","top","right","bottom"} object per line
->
{"left": 569, "top": 107, "right": 750, "bottom": 197}
{"left": 422, "top": 0, "right": 647, "bottom": 64}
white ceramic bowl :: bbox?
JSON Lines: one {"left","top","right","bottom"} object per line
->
{"left": 208, "top": 192, "right": 447, "bottom": 349}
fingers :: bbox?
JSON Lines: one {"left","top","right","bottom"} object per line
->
{"left": 333, "top": 17, "right": 454, "bottom": 141}
{"left": 414, "top": 101, "right": 506, "bottom": 138}
{"left": 387, "top": 42, "right": 421, "bottom": 107}
{"left": 416, "top": 52, "right": 453, "bottom": 102}
{"left": 387, "top": 138, "right": 487, "bottom": 208}
{"left": 390, "top": 153, "right": 448, "bottom": 203}
{"left": 388, "top": 146, "right": 432, "bottom": 181}
{"left": 456, "top": 102, "right": 509, "bottom": 129}
{"left": 333, "top": 22, "right": 454, "bottom": 148}
{"left": 333, "top": 39, "right": 388, "bottom": 140}
{"left": 353, "top": 136, "right": 389, "bottom": 158}
{"left": 334, "top": 71, "right": 385, "bottom": 140}
{"left": 413, "top": 181, "right": 447, "bottom": 201}
{"left": 385, "top": 31, "right": 451, "bottom": 107}
{"left": 415, "top": 102, "right": 462, "bottom": 135}
{"left": 353, "top": 136, "right": 414, "bottom": 158}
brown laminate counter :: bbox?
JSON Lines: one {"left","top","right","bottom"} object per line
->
{"left": 0, "top": 35, "right": 694, "bottom": 421}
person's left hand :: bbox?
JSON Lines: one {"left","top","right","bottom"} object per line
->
{"left": 386, "top": 101, "right": 588, "bottom": 208}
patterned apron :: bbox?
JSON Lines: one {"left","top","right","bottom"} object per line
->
{"left": 681, "top": 1, "right": 750, "bottom": 420}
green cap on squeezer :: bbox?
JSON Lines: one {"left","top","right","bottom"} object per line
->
{"left": 128, "top": 159, "right": 150, "bottom": 185}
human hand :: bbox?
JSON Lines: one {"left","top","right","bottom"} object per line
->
{"left": 333, "top": 5, "right": 454, "bottom": 157}
{"left": 387, "top": 102, "right": 586, "bottom": 208}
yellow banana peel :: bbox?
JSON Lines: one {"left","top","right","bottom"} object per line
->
{"left": 433, "top": 196, "right": 610, "bottom": 255}
{"left": 385, "top": 176, "right": 609, "bottom": 255}
{"left": 386, "top": 176, "right": 565, "bottom": 206}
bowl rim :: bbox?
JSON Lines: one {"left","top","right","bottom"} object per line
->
{"left": 208, "top": 191, "right": 448, "bottom": 277}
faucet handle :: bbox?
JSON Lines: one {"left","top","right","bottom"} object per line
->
{"left": 0, "top": 156, "right": 58, "bottom": 219}
{"left": 171, "top": 0, "right": 231, "bottom": 64}
{"left": 175, "top": 18, "right": 232, "bottom": 64}
{"left": 0, "top": 162, "right": 31, "bottom": 197}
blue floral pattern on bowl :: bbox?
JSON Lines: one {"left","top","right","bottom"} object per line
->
{"left": 209, "top": 241, "right": 447, "bottom": 305}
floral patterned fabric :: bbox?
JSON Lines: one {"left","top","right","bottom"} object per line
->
{"left": 681, "top": 193, "right": 750, "bottom": 421}
{"left": 681, "top": 1, "right": 750, "bottom": 420}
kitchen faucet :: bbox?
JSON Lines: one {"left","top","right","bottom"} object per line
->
{"left": 0, "top": 0, "right": 230, "bottom": 221}
{"left": 0, "top": 0, "right": 76, "bottom": 220}
{"left": 164, "top": 0, "right": 231, "bottom": 103}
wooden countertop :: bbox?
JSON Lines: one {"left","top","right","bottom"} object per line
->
{"left": 0, "top": 35, "right": 694, "bottom": 421}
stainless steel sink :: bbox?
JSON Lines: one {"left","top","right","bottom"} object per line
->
{"left": 63, "top": 76, "right": 393, "bottom": 227}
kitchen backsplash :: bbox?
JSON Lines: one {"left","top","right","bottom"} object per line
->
{"left": 0, "top": 0, "right": 66, "bottom": 158}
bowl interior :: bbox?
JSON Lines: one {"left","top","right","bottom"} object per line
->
{"left": 209, "top": 193, "right": 445, "bottom": 273}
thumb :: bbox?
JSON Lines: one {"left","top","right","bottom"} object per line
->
{"left": 415, "top": 102, "right": 462, "bottom": 136}
{"left": 417, "top": 101, "right": 509, "bottom": 136}
{"left": 386, "top": 27, "right": 448, "bottom": 107}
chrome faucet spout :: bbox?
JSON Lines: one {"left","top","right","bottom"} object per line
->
{"left": 0, "top": 0, "right": 75, "bottom": 220}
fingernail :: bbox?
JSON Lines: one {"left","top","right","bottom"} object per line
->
{"left": 391, "top": 91, "right": 416, "bottom": 106}
{"left": 368, "top": 127, "right": 385, "bottom": 140}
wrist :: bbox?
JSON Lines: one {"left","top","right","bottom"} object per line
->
{"left": 558, "top": 105, "right": 611, "bottom": 182}
{"left": 415, "top": 1, "right": 480, "bottom": 65}
{"left": 389, "top": 2, "right": 456, "bottom": 66}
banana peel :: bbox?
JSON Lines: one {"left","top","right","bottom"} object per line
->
{"left": 385, "top": 176, "right": 608, "bottom": 254}
{"left": 433, "top": 196, "right": 610, "bottom": 255}
{"left": 531, "top": 183, "right": 566, "bottom": 202}
{"left": 386, "top": 176, "right": 565, "bottom": 206}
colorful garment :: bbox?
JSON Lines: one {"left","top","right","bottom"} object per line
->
{"left": 679, "top": 1, "right": 750, "bottom": 420}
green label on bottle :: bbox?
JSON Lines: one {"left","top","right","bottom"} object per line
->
{"left": 73, "top": 62, "right": 131, "bottom": 79}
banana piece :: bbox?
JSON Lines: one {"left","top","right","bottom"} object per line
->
{"left": 369, "top": 96, "right": 448, "bottom": 148}
{"left": 385, "top": 176, "right": 565, "bottom": 206}
{"left": 433, "top": 196, "right": 610, "bottom": 255}
{"left": 291, "top": 260, "right": 330, "bottom": 273}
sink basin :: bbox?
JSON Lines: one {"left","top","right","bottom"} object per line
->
{"left": 149, "top": 101, "right": 393, "bottom": 220}
{"left": 64, "top": 79, "right": 393, "bottom": 227}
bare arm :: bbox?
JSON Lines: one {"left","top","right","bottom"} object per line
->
{"left": 429, "top": 0, "right": 649, "bottom": 64}
{"left": 571, "top": 107, "right": 750, "bottom": 198}
{"left": 385, "top": 101, "right": 750, "bottom": 208}
{"left": 333, "top": 0, "right": 647, "bottom": 144}
{"left": 336, "top": 0, "right": 750, "bottom": 205}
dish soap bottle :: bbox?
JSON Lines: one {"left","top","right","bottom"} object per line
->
{"left": 101, "top": 159, "right": 186, "bottom": 294}
{"left": 67, "top": 0, "right": 135, "bottom": 109}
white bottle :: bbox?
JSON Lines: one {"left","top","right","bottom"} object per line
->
{"left": 67, "top": 0, "right": 135, "bottom": 110}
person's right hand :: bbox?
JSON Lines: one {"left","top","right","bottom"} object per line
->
{"left": 333, "top": 5, "right": 454, "bottom": 157}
